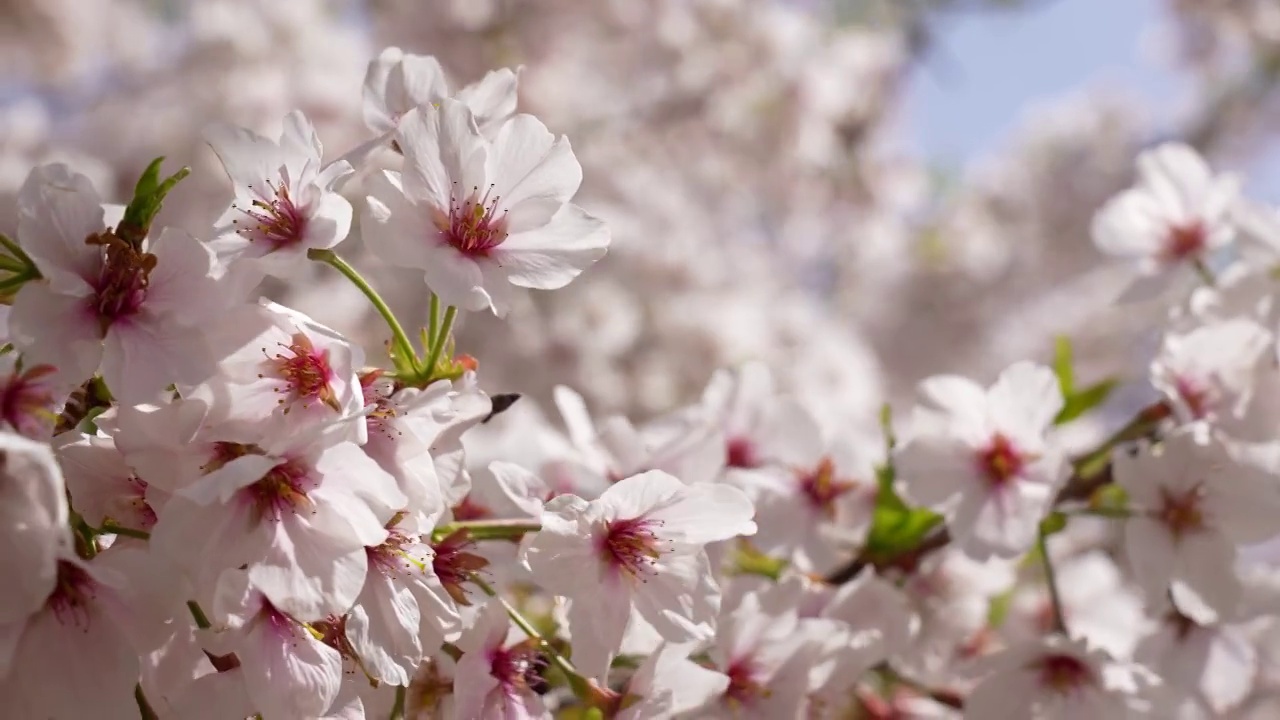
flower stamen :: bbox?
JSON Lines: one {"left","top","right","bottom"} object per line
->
{"left": 243, "top": 459, "right": 316, "bottom": 522}
{"left": 85, "top": 231, "right": 155, "bottom": 333}
{"left": 599, "top": 517, "right": 665, "bottom": 580}
{"left": 233, "top": 180, "right": 308, "bottom": 250}
{"left": 978, "top": 433, "right": 1026, "bottom": 485}
{"left": 435, "top": 183, "right": 508, "bottom": 257}
{"left": 261, "top": 333, "right": 340, "bottom": 412}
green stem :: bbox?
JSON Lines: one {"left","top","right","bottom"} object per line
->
{"left": 187, "top": 600, "right": 212, "bottom": 629}
{"left": 428, "top": 293, "right": 441, "bottom": 347}
{"left": 388, "top": 685, "right": 406, "bottom": 720}
{"left": 0, "top": 269, "right": 37, "bottom": 294}
{"left": 0, "top": 254, "right": 26, "bottom": 273}
{"left": 423, "top": 305, "right": 457, "bottom": 378}
{"left": 1066, "top": 401, "right": 1169, "bottom": 485}
{"left": 101, "top": 522, "right": 151, "bottom": 540}
{"left": 308, "top": 249, "right": 420, "bottom": 374}
{"left": 70, "top": 511, "right": 98, "bottom": 559}
{"left": 0, "top": 232, "right": 39, "bottom": 275}
{"left": 432, "top": 519, "right": 541, "bottom": 543}
{"left": 1037, "top": 528, "right": 1068, "bottom": 635}
{"left": 1193, "top": 258, "right": 1217, "bottom": 287}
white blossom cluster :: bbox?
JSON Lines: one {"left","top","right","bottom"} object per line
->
{"left": 5, "top": 38, "right": 1280, "bottom": 720}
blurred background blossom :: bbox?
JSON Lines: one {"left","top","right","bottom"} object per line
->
{"left": 3, "top": 0, "right": 1278, "bottom": 431}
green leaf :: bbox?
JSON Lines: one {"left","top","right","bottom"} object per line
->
{"left": 864, "top": 505, "right": 942, "bottom": 559}
{"left": 863, "top": 463, "right": 942, "bottom": 560}
{"left": 1050, "top": 335, "right": 1119, "bottom": 425}
{"left": 986, "top": 588, "right": 1015, "bottom": 628}
{"left": 77, "top": 405, "right": 110, "bottom": 435}
{"left": 878, "top": 402, "right": 897, "bottom": 450}
{"left": 1090, "top": 483, "right": 1130, "bottom": 512}
{"left": 1039, "top": 511, "right": 1067, "bottom": 537}
{"left": 119, "top": 157, "right": 191, "bottom": 245}
{"left": 730, "top": 542, "right": 788, "bottom": 581}
{"left": 859, "top": 408, "right": 942, "bottom": 563}
{"left": 1055, "top": 378, "right": 1118, "bottom": 425}
{"left": 1052, "top": 335, "right": 1074, "bottom": 397}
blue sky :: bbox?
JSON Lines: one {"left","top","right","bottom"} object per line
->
{"left": 906, "top": 0, "right": 1173, "bottom": 160}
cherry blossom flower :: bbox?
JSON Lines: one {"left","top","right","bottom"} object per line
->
{"left": 1115, "top": 426, "right": 1280, "bottom": 614}
{"left": 205, "top": 111, "right": 354, "bottom": 282}
{"left": 680, "top": 360, "right": 778, "bottom": 476}
{"left": 149, "top": 423, "right": 405, "bottom": 619}
{"left": 965, "top": 636, "right": 1149, "bottom": 720}
{"left": 0, "top": 431, "right": 70, "bottom": 624}
{"left": 690, "top": 584, "right": 829, "bottom": 719}
{"left": 362, "top": 99, "right": 609, "bottom": 315}
{"left": 0, "top": 353, "right": 64, "bottom": 440}
{"left": 897, "top": 548, "right": 1016, "bottom": 684}
{"left": 21, "top": 31, "right": 1280, "bottom": 720}
{"left": 1005, "top": 551, "right": 1150, "bottom": 660}
{"left": 343, "top": 517, "right": 464, "bottom": 687}
{"left": 196, "top": 300, "right": 366, "bottom": 443}
{"left": 1150, "top": 317, "right": 1272, "bottom": 426}
{"left": 547, "top": 384, "right": 726, "bottom": 496}
{"left": 726, "top": 398, "right": 879, "bottom": 573}
{"left": 896, "top": 361, "right": 1068, "bottom": 560}
{"left": 0, "top": 547, "right": 174, "bottom": 720}
{"left": 615, "top": 642, "right": 729, "bottom": 720}
{"left": 363, "top": 47, "right": 519, "bottom": 137}
{"left": 522, "top": 470, "right": 756, "bottom": 678}
{"left": 1134, "top": 602, "right": 1257, "bottom": 716}
{"left": 207, "top": 571, "right": 343, "bottom": 719}
{"left": 360, "top": 370, "right": 491, "bottom": 520}
{"left": 452, "top": 599, "right": 552, "bottom": 720}
{"left": 8, "top": 165, "right": 224, "bottom": 402}
{"left": 1093, "top": 143, "right": 1239, "bottom": 302}
{"left": 55, "top": 431, "right": 159, "bottom": 532}
{"left": 811, "top": 569, "right": 915, "bottom": 702}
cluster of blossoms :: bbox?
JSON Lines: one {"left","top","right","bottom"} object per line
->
{"left": 9, "top": 35, "right": 1280, "bottom": 720}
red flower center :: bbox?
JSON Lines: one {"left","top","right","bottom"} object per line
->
{"left": 431, "top": 530, "right": 489, "bottom": 605}
{"left": 360, "top": 371, "right": 400, "bottom": 438}
{"left": 0, "top": 362, "right": 58, "bottom": 438}
{"left": 977, "top": 433, "right": 1025, "bottom": 485}
{"left": 1172, "top": 374, "right": 1217, "bottom": 420}
{"left": 1162, "top": 221, "right": 1206, "bottom": 264}
{"left": 599, "top": 516, "right": 665, "bottom": 579}
{"left": 234, "top": 181, "right": 308, "bottom": 250}
{"left": 723, "top": 658, "right": 768, "bottom": 709}
{"left": 86, "top": 232, "right": 155, "bottom": 331}
{"left": 265, "top": 333, "right": 339, "bottom": 412}
{"left": 798, "top": 456, "right": 855, "bottom": 518}
{"left": 202, "top": 441, "right": 262, "bottom": 474}
{"left": 450, "top": 495, "right": 492, "bottom": 521}
{"left": 435, "top": 186, "right": 508, "bottom": 257}
{"left": 243, "top": 458, "right": 315, "bottom": 522}
{"left": 1157, "top": 485, "right": 1206, "bottom": 540}
{"left": 46, "top": 560, "right": 97, "bottom": 629}
{"left": 1034, "top": 653, "right": 1094, "bottom": 694}
{"left": 489, "top": 640, "right": 549, "bottom": 694}
{"left": 726, "top": 437, "right": 761, "bottom": 469}
{"left": 258, "top": 596, "right": 303, "bottom": 642}
{"left": 367, "top": 528, "right": 422, "bottom": 574}
{"left": 121, "top": 475, "right": 157, "bottom": 530}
